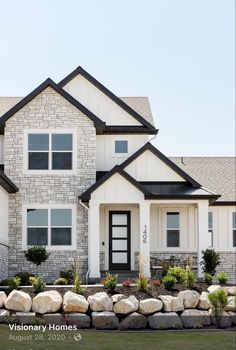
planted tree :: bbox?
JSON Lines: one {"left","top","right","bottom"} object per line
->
{"left": 24, "top": 246, "right": 50, "bottom": 275}
{"left": 200, "top": 249, "right": 220, "bottom": 276}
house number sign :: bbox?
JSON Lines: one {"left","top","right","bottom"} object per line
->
{"left": 143, "top": 225, "right": 147, "bottom": 244}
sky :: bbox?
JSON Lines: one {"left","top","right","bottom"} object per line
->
{"left": 0, "top": 0, "right": 235, "bottom": 156}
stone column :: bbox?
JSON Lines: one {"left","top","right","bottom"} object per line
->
{"left": 139, "top": 201, "right": 151, "bottom": 277}
{"left": 88, "top": 201, "right": 100, "bottom": 281}
{"left": 197, "top": 201, "right": 209, "bottom": 278}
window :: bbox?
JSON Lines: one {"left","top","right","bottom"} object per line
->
{"left": 167, "top": 212, "right": 180, "bottom": 247}
{"left": 26, "top": 208, "right": 73, "bottom": 248}
{"left": 28, "top": 133, "right": 73, "bottom": 170}
{"left": 208, "top": 212, "right": 213, "bottom": 247}
{"left": 115, "top": 140, "right": 128, "bottom": 154}
{"left": 233, "top": 212, "right": 236, "bottom": 247}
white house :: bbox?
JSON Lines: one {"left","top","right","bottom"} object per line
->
{"left": 0, "top": 66, "right": 235, "bottom": 282}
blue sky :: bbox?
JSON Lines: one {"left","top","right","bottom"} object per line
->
{"left": 0, "top": 0, "right": 234, "bottom": 156}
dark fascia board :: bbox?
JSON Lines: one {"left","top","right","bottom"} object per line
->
{"left": 80, "top": 166, "right": 150, "bottom": 202}
{"left": 0, "top": 170, "right": 18, "bottom": 193}
{"left": 59, "top": 66, "right": 157, "bottom": 132}
{"left": 103, "top": 126, "right": 158, "bottom": 135}
{"left": 211, "top": 201, "right": 236, "bottom": 206}
{"left": 0, "top": 78, "right": 105, "bottom": 131}
{"left": 145, "top": 194, "right": 220, "bottom": 200}
{"left": 119, "top": 142, "right": 202, "bottom": 188}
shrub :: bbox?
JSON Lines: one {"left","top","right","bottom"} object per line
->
{"left": 15, "top": 272, "right": 32, "bottom": 286}
{"left": 29, "top": 276, "right": 45, "bottom": 293}
{"left": 122, "top": 279, "right": 132, "bottom": 287}
{"left": 103, "top": 272, "right": 118, "bottom": 293}
{"left": 208, "top": 289, "right": 228, "bottom": 328}
{"left": 200, "top": 249, "right": 220, "bottom": 276}
{"left": 53, "top": 278, "right": 68, "bottom": 285}
{"left": 167, "top": 266, "right": 185, "bottom": 283}
{"left": 24, "top": 246, "right": 50, "bottom": 274}
{"left": 60, "top": 269, "right": 73, "bottom": 284}
{"left": 162, "top": 275, "right": 176, "bottom": 291}
{"left": 183, "top": 269, "right": 197, "bottom": 289}
{"left": 204, "top": 273, "right": 213, "bottom": 285}
{"left": 73, "top": 274, "right": 84, "bottom": 294}
{"left": 151, "top": 279, "right": 161, "bottom": 287}
{"left": 216, "top": 272, "right": 228, "bottom": 285}
{"left": 7, "top": 277, "right": 21, "bottom": 291}
{"left": 136, "top": 275, "right": 149, "bottom": 292}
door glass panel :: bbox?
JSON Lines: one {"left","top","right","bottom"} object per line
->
{"left": 112, "top": 227, "right": 127, "bottom": 238}
{"left": 112, "top": 240, "right": 127, "bottom": 251}
{"left": 112, "top": 252, "right": 127, "bottom": 264}
{"left": 112, "top": 214, "right": 127, "bottom": 225}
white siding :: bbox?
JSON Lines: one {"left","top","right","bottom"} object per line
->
{"left": 0, "top": 135, "right": 4, "bottom": 164}
{"left": 0, "top": 186, "right": 8, "bottom": 245}
{"left": 96, "top": 135, "right": 149, "bottom": 171}
{"left": 63, "top": 75, "right": 142, "bottom": 126}
{"left": 125, "top": 150, "right": 185, "bottom": 182}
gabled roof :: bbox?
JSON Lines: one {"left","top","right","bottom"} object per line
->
{"left": 0, "top": 78, "right": 105, "bottom": 134}
{"left": 0, "top": 170, "right": 18, "bottom": 193}
{"left": 120, "top": 142, "right": 202, "bottom": 188}
{"left": 59, "top": 66, "right": 158, "bottom": 134}
{"left": 120, "top": 96, "right": 155, "bottom": 127}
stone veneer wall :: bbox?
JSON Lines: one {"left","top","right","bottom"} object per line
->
{"left": 216, "top": 252, "right": 236, "bottom": 283}
{"left": 0, "top": 243, "right": 8, "bottom": 280}
{"left": 100, "top": 252, "right": 105, "bottom": 271}
{"left": 4, "top": 86, "right": 96, "bottom": 282}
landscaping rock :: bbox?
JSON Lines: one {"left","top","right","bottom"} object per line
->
{"left": 92, "top": 311, "right": 119, "bottom": 329}
{"left": 225, "top": 296, "right": 236, "bottom": 312}
{"left": 32, "top": 291, "right": 62, "bottom": 314}
{"left": 228, "top": 311, "right": 236, "bottom": 325}
{"left": 113, "top": 295, "right": 139, "bottom": 314}
{"left": 181, "top": 309, "right": 211, "bottom": 328}
{"left": 178, "top": 290, "right": 200, "bottom": 309}
{"left": 63, "top": 291, "right": 89, "bottom": 313}
{"left": 120, "top": 312, "right": 147, "bottom": 329}
{"left": 0, "top": 309, "right": 10, "bottom": 323}
{"left": 111, "top": 294, "right": 126, "bottom": 303}
{"left": 228, "top": 286, "right": 236, "bottom": 296}
{"left": 88, "top": 292, "right": 113, "bottom": 312}
{"left": 207, "top": 285, "right": 223, "bottom": 294}
{"left": 65, "top": 313, "right": 91, "bottom": 328}
{"left": 0, "top": 292, "right": 7, "bottom": 308}
{"left": 139, "top": 298, "right": 163, "bottom": 315}
{"left": 210, "top": 311, "right": 232, "bottom": 328}
{"left": 159, "top": 295, "right": 184, "bottom": 312}
{"left": 198, "top": 292, "right": 211, "bottom": 310}
{"left": 148, "top": 312, "right": 182, "bottom": 329}
{"left": 43, "top": 313, "right": 66, "bottom": 325}
{"left": 15, "top": 312, "right": 36, "bottom": 325}
{"left": 5, "top": 290, "right": 32, "bottom": 312}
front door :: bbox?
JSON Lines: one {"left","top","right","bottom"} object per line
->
{"left": 109, "top": 211, "right": 130, "bottom": 270}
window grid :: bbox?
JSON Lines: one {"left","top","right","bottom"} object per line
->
{"left": 166, "top": 212, "right": 180, "bottom": 248}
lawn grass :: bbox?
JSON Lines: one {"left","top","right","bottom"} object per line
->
{"left": 0, "top": 326, "right": 235, "bottom": 350}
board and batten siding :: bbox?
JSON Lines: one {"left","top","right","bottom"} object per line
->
{"left": 63, "top": 75, "right": 142, "bottom": 126}
{"left": 0, "top": 135, "right": 4, "bottom": 164}
{"left": 0, "top": 186, "right": 8, "bottom": 245}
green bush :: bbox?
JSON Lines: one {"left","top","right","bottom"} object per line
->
{"left": 15, "top": 272, "right": 33, "bottom": 286}
{"left": 216, "top": 272, "right": 228, "bottom": 285}
{"left": 7, "top": 277, "right": 21, "bottom": 291}
{"left": 53, "top": 278, "right": 68, "bottom": 285}
{"left": 136, "top": 275, "right": 149, "bottom": 292}
{"left": 162, "top": 275, "right": 176, "bottom": 290}
{"left": 29, "top": 276, "right": 45, "bottom": 293}
{"left": 183, "top": 269, "right": 197, "bottom": 289}
{"left": 59, "top": 269, "right": 73, "bottom": 284}
{"left": 103, "top": 272, "right": 118, "bottom": 293}
{"left": 200, "top": 249, "right": 220, "bottom": 275}
{"left": 208, "top": 289, "right": 228, "bottom": 328}
{"left": 167, "top": 266, "right": 185, "bottom": 283}
{"left": 25, "top": 246, "right": 50, "bottom": 267}
{"left": 204, "top": 273, "right": 213, "bottom": 285}
{"left": 73, "top": 274, "right": 84, "bottom": 294}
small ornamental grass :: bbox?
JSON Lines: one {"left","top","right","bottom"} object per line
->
{"left": 216, "top": 272, "right": 228, "bottom": 285}
{"left": 167, "top": 266, "right": 185, "bottom": 283}
{"left": 103, "top": 272, "right": 118, "bottom": 293}
{"left": 136, "top": 275, "right": 149, "bottom": 292}
{"left": 204, "top": 273, "right": 214, "bottom": 285}
{"left": 53, "top": 277, "right": 68, "bottom": 285}
{"left": 162, "top": 275, "right": 176, "bottom": 291}
{"left": 183, "top": 269, "right": 197, "bottom": 289}
{"left": 208, "top": 289, "right": 228, "bottom": 328}
{"left": 29, "top": 276, "right": 46, "bottom": 293}
{"left": 7, "top": 277, "right": 21, "bottom": 292}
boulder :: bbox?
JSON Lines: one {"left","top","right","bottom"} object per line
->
{"left": 207, "top": 285, "right": 223, "bottom": 294}
{"left": 139, "top": 298, "right": 163, "bottom": 315}
{"left": 15, "top": 312, "right": 36, "bottom": 325}
{"left": 5, "top": 290, "right": 31, "bottom": 312}
{"left": 111, "top": 294, "right": 126, "bottom": 303}
{"left": 198, "top": 292, "right": 211, "bottom": 310}
{"left": 88, "top": 292, "right": 113, "bottom": 312}
{"left": 0, "top": 292, "right": 7, "bottom": 308}
{"left": 225, "top": 296, "right": 236, "bottom": 312}
{"left": 148, "top": 312, "right": 183, "bottom": 329}
{"left": 113, "top": 296, "right": 139, "bottom": 314}
{"left": 228, "top": 286, "right": 236, "bottom": 296}
{"left": 178, "top": 290, "right": 200, "bottom": 309}
{"left": 32, "top": 291, "right": 62, "bottom": 314}
{"left": 228, "top": 311, "right": 236, "bottom": 325}
{"left": 65, "top": 313, "right": 91, "bottom": 328}
{"left": 159, "top": 295, "right": 184, "bottom": 312}
{"left": 63, "top": 291, "right": 89, "bottom": 313}
{"left": 181, "top": 309, "right": 211, "bottom": 328}
{"left": 43, "top": 313, "right": 66, "bottom": 325}
{"left": 210, "top": 311, "right": 232, "bottom": 328}
{"left": 0, "top": 309, "right": 10, "bottom": 323}
{"left": 120, "top": 312, "right": 147, "bottom": 329}
{"left": 92, "top": 311, "right": 119, "bottom": 329}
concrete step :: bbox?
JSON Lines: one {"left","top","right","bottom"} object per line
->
{"left": 101, "top": 270, "right": 139, "bottom": 282}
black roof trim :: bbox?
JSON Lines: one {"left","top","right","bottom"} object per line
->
{"left": 103, "top": 126, "right": 158, "bottom": 135}
{"left": 0, "top": 170, "right": 18, "bottom": 193}
{"left": 211, "top": 201, "right": 236, "bottom": 206}
{"left": 80, "top": 166, "right": 150, "bottom": 202}
{"left": 119, "top": 142, "right": 202, "bottom": 188}
{"left": 144, "top": 194, "right": 220, "bottom": 200}
{"left": 0, "top": 78, "right": 105, "bottom": 130}
{"left": 59, "top": 66, "right": 157, "bottom": 132}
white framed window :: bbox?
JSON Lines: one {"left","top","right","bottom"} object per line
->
{"left": 115, "top": 140, "right": 128, "bottom": 154}
{"left": 166, "top": 212, "right": 180, "bottom": 247}
{"left": 24, "top": 130, "right": 76, "bottom": 174}
{"left": 233, "top": 212, "right": 236, "bottom": 247}
{"left": 208, "top": 212, "right": 213, "bottom": 247}
{"left": 22, "top": 205, "right": 76, "bottom": 250}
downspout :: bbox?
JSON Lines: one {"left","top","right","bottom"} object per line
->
{"left": 79, "top": 199, "right": 90, "bottom": 284}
